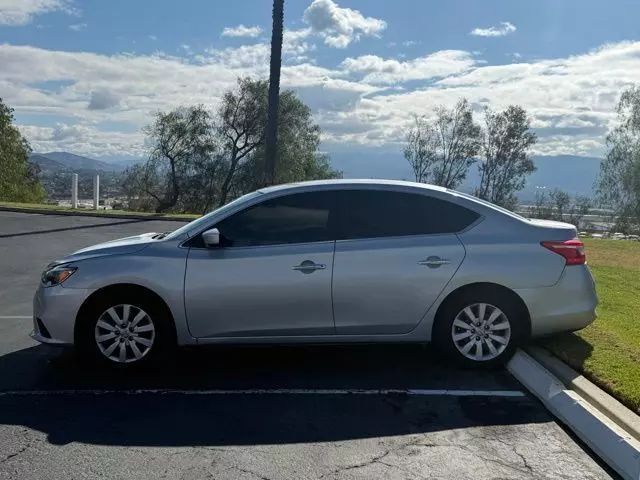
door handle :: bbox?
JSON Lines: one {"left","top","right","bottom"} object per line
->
{"left": 418, "top": 256, "right": 451, "bottom": 268}
{"left": 292, "top": 260, "right": 326, "bottom": 273}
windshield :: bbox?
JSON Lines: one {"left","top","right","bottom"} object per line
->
{"left": 164, "top": 191, "right": 262, "bottom": 240}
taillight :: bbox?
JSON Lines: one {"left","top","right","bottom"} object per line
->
{"left": 541, "top": 238, "right": 586, "bottom": 265}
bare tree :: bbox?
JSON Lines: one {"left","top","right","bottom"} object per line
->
{"left": 217, "top": 78, "right": 268, "bottom": 206}
{"left": 530, "top": 190, "right": 592, "bottom": 228}
{"left": 567, "top": 195, "right": 592, "bottom": 228}
{"left": 404, "top": 99, "right": 481, "bottom": 189}
{"left": 475, "top": 105, "right": 537, "bottom": 210}
{"left": 264, "top": 0, "right": 284, "bottom": 186}
{"left": 404, "top": 115, "right": 436, "bottom": 183}
{"left": 549, "top": 189, "right": 571, "bottom": 221}
{"left": 532, "top": 191, "right": 553, "bottom": 219}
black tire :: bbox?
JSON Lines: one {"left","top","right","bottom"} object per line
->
{"left": 76, "top": 291, "right": 175, "bottom": 368}
{"left": 433, "top": 287, "right": 526, "bottom": 368}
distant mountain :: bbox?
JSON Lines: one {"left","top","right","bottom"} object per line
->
{"left": 462, "top": 155, "right": 601, "bottom": 200}
{"left": 28, "top": 153, "right": 66, "bottom": 172}
{"left": 29, "top": 151, "right": 127, "bottom": 172}
{"left": 330, "top": 150, "right": 602, "bottom": 200}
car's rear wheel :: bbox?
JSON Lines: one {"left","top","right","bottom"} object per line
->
{"left": 77, "top": 294, "right": 173, "bottom": 367}
{"left": 434, "top": 289, "right": 524, "bottom": 368}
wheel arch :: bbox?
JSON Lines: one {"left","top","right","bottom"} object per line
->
{"left": 432, "top": 282, "right": 531, "bottom": 339}
{"left": 74, "top": 283, "right": 177, "bottom": 345}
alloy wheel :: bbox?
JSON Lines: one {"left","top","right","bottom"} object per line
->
{"left": 94, "top": 304, "right": 156, "bottom": 363}
{"left": 451, "top": 302, "right": 511, "bottom": 361}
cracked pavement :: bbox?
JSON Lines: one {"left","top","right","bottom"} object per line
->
{"left": 0, "top": 212, "right": 615, "bottom": 479}
{"left": 0, "top": 391, "right": 612, "bottom": 479}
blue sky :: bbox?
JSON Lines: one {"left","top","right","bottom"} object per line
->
{"left": 2, "top": 0, "right": 640, "bottom": 175}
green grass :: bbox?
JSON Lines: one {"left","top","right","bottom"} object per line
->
{"left": 0, "top": 201, "right": 199, "bottom": 220}
{"left": 541, "top": 238, "right": 640, "bottom": 414}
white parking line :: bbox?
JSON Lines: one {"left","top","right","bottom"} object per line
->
{"left": 0, "top": 316, "right": 31, "bottom": 319}
{"left": 0, "top": 388, "right": 526, "bottom": 397}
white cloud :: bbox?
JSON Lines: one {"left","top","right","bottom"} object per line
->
{"left": 328, "top": 42, "right": 640, "bottom": 156}
{"left": 0, "top": 43, "right": 366, "bottom": 157}
{"left": 0, "top": 0, "right": 76, "bottom": 26}
{"left": 303, "top": 0, "right": 386, "bottom": 48}
{"left": 470, "top": 21, "right": 516, "bottom": 38}
{"left": 4, "top": 37, "right": 640, "bottom": 160}
{"left": 88, "top": 89, "right": 120, "bottom": 110}
{"left": 221, "top": 24, "right": 263, "bottom": 38}
{"left": 68, "top": 22, "right": 85, "bottom": 31}
{"left": 148, "top": 34, "right": 158, "bottom": 41}
{"left": 19, "top": 123, "right": 147, "bottom": 158}
{"left": 283, "top": 28, "right": 315, "bottom": 62}
{"left": 341, "top": 50, "right": 476, "bottom": 84}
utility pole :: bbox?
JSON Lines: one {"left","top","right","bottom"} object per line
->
{"left": 264, "top": 0, "right": 284, "bottom": 186}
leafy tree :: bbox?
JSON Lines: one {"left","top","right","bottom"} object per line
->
{"left": 597, "top": 85, "right": 640, "bottom": 232}
{"left": 0, "top": 98, "right": 45, "bottom": 203}
{"left": 124, "top": 106, "right": 218, "bottom": 213}
{"left": 232, "top": 88, "right": 341, "bottom": 195}
{"left": 124, "top": 78, "right": 339, "bottom": 214}
{"left": 475, "top": 106, "right": 537, "bottom": 210}
{"left": 404, "top": 99, "right": 481, "bottom": 189}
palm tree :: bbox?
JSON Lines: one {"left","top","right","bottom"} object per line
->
{"left": 264, "top": 0, "right": 284, "bottom": 186}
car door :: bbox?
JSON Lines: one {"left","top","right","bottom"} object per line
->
{"left": 184, "top": 191, "right": 338, "bottom": 338}
{"left": 332, "top": 189, "right": 478, "bottom": 335}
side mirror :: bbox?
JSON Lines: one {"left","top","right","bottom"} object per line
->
{"left": 202, "top": 228, "right": 220, "bottom": 248}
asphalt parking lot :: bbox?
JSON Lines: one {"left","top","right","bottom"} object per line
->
{"left": 0, "top": 211, "right": 614, "bottom": 479}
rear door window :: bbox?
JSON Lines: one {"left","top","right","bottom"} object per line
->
{"left": 337, "top": 190, "right": 479, "bottom": 240}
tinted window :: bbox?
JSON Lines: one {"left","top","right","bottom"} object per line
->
{"left": 215, "top": 192, "right": 336, "bottom": 247}
{"left": 338, "top": 190, "right": 479, "bottom": 239}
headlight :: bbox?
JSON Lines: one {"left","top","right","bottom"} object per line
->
{"left": 41, "top": 265, "right": 77, "bottom": 287}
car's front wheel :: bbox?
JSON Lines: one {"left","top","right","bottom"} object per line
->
{"left": 434, "top": 288, "right": 524, "bottom": 368}
{"left": 77, "top": 294, "right": 173, "bottom": 367}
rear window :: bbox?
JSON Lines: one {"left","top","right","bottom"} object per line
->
{"left": 451, "top": 190, "right": 527, "bottom": 221}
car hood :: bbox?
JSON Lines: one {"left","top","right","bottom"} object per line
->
{"left": 55, "top": 232, "right": 158, "bottom": 264}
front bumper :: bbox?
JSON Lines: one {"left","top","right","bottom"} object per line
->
{"left": 515, "top": 264, "right": 598, "bottom": 337}
{"left": 32, "top": 284, "right": 94, "bottom": 346}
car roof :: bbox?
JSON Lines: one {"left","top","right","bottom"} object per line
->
{"left": 257, "top": 179, "right": 528, "bottom": 223}
{"left": 257, "top": 179, "right": 449, "bottom": 195}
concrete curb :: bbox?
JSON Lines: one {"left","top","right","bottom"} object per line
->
{"left": 527, "top": 346, "right": 640, "bottom": 442}
{"left": 0, "top": 205, "right": 195, "bottom": 222}
{"left": 508, "top": 349, "right": 640, "bottom": 480}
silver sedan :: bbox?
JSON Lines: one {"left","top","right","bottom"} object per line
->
{"left": 32, "top": 180, "right": 597, "bottom": 368}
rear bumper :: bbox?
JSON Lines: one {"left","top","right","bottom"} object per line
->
{"left": 32, "top": 284, "right": 94, "bottom": 346}
{"left": 515, "top": 265, "right": 598, "bottom": 337}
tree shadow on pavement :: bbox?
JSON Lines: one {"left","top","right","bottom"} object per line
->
{"left": 0, "top": 219, "right": 148, "bottom": 239}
